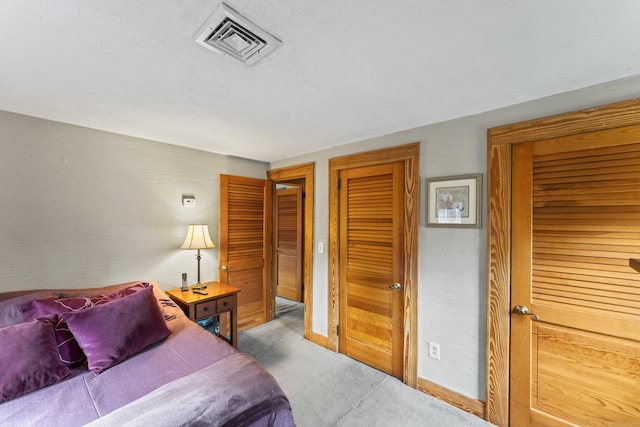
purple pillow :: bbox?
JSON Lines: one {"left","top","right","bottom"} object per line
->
{"left": 0, "top": 319, "right": 72, "bottom": 403}
{"left": 21, "top": 282, "right": 150, "bottom": 366}
{"left": 62, "top": 286, "right": 170, "bottom": 374}
{"left": 0, "top": 290, "right": 57, "bottom": 328}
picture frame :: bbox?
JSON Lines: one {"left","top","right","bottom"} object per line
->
{"left": 426, "top": 173, "right": 482, "bottom": 228}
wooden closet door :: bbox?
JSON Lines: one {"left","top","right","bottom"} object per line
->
{"left": 275, "top": 187, "right": 303, "bottom": 302}
{"left": 510, "top": 126, "right": 640, "bottom": 426}
{"left": 339, "top": 162, "right": 404, "bottom": 378}
{"left": 219, "top": 174, "right": 266, "bottom": 330}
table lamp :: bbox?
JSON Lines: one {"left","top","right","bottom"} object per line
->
{"left": 181, "top": 224, "right": 216, "bottom": 290}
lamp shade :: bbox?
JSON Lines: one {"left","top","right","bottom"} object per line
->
{"left": 180, "top": 224, "right": 216, "bottom": 250}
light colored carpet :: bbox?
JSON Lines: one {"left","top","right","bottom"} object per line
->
{"left": 238, "top": 298, "right": 495, "bottom": 427}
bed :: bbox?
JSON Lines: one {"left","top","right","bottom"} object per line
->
{"left": 0, "top": 281, "right": 295, "bottom": 427}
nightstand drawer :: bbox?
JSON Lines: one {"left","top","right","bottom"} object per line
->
{"left": 216, "top": 296, "right": 234, "bottom": 312}
{"left": 195, "top": 300, "right": 217, "bottom": 319}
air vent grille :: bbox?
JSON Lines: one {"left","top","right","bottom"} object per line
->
{"left": 195, "top": 4, "right": 281, "bottom": 66}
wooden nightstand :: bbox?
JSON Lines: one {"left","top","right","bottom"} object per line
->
{"left": 166, "top": 282, "right": 241, "bottom": 348}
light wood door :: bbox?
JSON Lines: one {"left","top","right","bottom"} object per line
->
{"left": 275, "top": 187, "right": 303, "bottom": 302}
{"left": 510, "top": 126, "right": 640, "bottom": 426}
{"left": 219, "top": 174, "right": 266, "bottom": 331}
{"left": 339, "top": 162, "right": 404, "bottom": 378}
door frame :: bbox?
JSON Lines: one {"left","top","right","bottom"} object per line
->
{"left": 267, "top": 162, "right": 314, "bottom": 341}
{"left": 486, "top": 98, "right": 640, "bottom": 426}
{"left": 328, "top": 142, "right": 419, "bottom": 387}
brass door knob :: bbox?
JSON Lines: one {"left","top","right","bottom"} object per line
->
{"left": 514, "top": 304, "right": 539, "bottom": 321}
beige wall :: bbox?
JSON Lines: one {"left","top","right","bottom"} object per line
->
{"left": 0, "top": 111, "right": 267, "bottom": 292}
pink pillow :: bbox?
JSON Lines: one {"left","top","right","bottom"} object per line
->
{"left": 62, "top": 286, "right": 170, "bottom": 374}
{"left": 21, "top": 283, "right": 149, "bottom": 366}
{"left": 0, "top": 319, "right": 72, "bottom": 403}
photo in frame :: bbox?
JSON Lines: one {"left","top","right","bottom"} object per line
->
{"left": 426, "top": 173, "right": 482, "bottom": 228}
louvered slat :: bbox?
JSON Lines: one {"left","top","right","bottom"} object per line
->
{"left": 532, "top": 143, "right": 640, "bottom": 319}
{"left": 276, "top": 191, "right": 298, "bottom": 250}
{"left": 346, "top": 173, "right": 393, "bottom": 279}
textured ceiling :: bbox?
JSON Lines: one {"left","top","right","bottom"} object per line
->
{"left": 1, "top": 0, "right": 640, "bottom": 162}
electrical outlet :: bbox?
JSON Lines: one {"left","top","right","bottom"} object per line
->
{"left": 428, "top": 342, "right": 440, "bottom": 360}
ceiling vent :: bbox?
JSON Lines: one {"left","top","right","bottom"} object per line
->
{"left": 195, "top": 3, "right": 282, "bottom": 66}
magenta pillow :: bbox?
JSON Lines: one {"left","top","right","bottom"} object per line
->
{"left": 62, "top": 286, "right": 170, "bottom": 374}
{"left": 0, "top": 319, "right": 72, "bottom": 403}
{"left": 21, "top": 282, "right": 149, "bottom": 366}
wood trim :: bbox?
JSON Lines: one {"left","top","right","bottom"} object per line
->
{"left": 403, "top": 144, "right": 420, "bottom": 388}
{"left": 268, "top": 162, "right": 315, "bottom": 341}
{"left": 311, "top": 332, "right": 328, "bottom": 348}
{"left": 265, "top": 174, "right": 274, "bottom": 319}
{"left": 328, "top": 142, "right": 420, "bottom": 387}
{"left": 328, "top": 165, "right": 340, "bottom": 351}
{"left": 485, "top": 141, "right": 512, "bottom": 427}
{"left": 486, "top": 98, "right": 640, "bottom": 426}
{"left": 489, "top": 98, "right": 640, "bottom": 146}
{"left": 417, "top": 377, "right": 486, "bottom": 420}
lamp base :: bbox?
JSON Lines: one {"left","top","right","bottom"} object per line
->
{"left": 191, "top": 282, "right": 207, "bottom": 290}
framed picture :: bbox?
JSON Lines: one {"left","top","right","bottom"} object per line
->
{"left": 426, "top": 173, "right": 482, "bottom": 228}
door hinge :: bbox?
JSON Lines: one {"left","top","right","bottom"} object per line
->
{"left": 338, "top": 178, "right": 341, "bottom": 190}
{"left": 336, "top": 324, "right": 339, "bottom": 336}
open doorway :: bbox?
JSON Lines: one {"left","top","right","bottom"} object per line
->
{"left": 267, "top": 163, "right": 314, "bottom": 341}
{"left": 274, "top": 182, "right": 304, "bottom": 335}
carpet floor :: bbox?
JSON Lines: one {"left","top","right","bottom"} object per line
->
{"left": 238, "top": 299, "right": 495, "bottom": 427}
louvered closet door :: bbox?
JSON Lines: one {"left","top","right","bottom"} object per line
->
{"left": 339, "top": 162, "right": 404, "bottom": 378}
{"left": 511, "top": 126, "right": 640, "bottom": 426}
{"left": 275, "top": 187, "right": 303, "bottom": 302}
{"left": 219, "top": 174, "right": 266, "bottom": 331}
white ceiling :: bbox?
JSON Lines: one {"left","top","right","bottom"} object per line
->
{"left": 1, "top": 1, "right": 640, "bottom": 162}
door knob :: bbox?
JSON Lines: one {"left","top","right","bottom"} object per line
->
{"left": 221, "top": 265, "right": 228, "bottom": 272}
{"left": 387, "top": 283, "right": 401, "bottom": 290}
{"left": 514, "top": 304, "right": 539, "bottom": 320}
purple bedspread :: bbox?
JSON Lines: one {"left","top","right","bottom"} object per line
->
{"left": 0, "top": 283, "right": 295, "bottom": 427}
{"left": 86, "top": 352, "right": 293, "bottom": 427}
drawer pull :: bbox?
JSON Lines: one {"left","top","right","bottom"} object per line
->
{"left": 203, "top": 306, "right": 209, "bottom": 312}
{"left": 222, "top": 302, "right": 228, "bottom": 307}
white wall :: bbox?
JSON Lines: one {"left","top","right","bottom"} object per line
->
{"left": 0, "top": 111, "right": 267, "bottom": 292}
{"left": 271, "top": 75, "right": 640, "bottom": 401}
